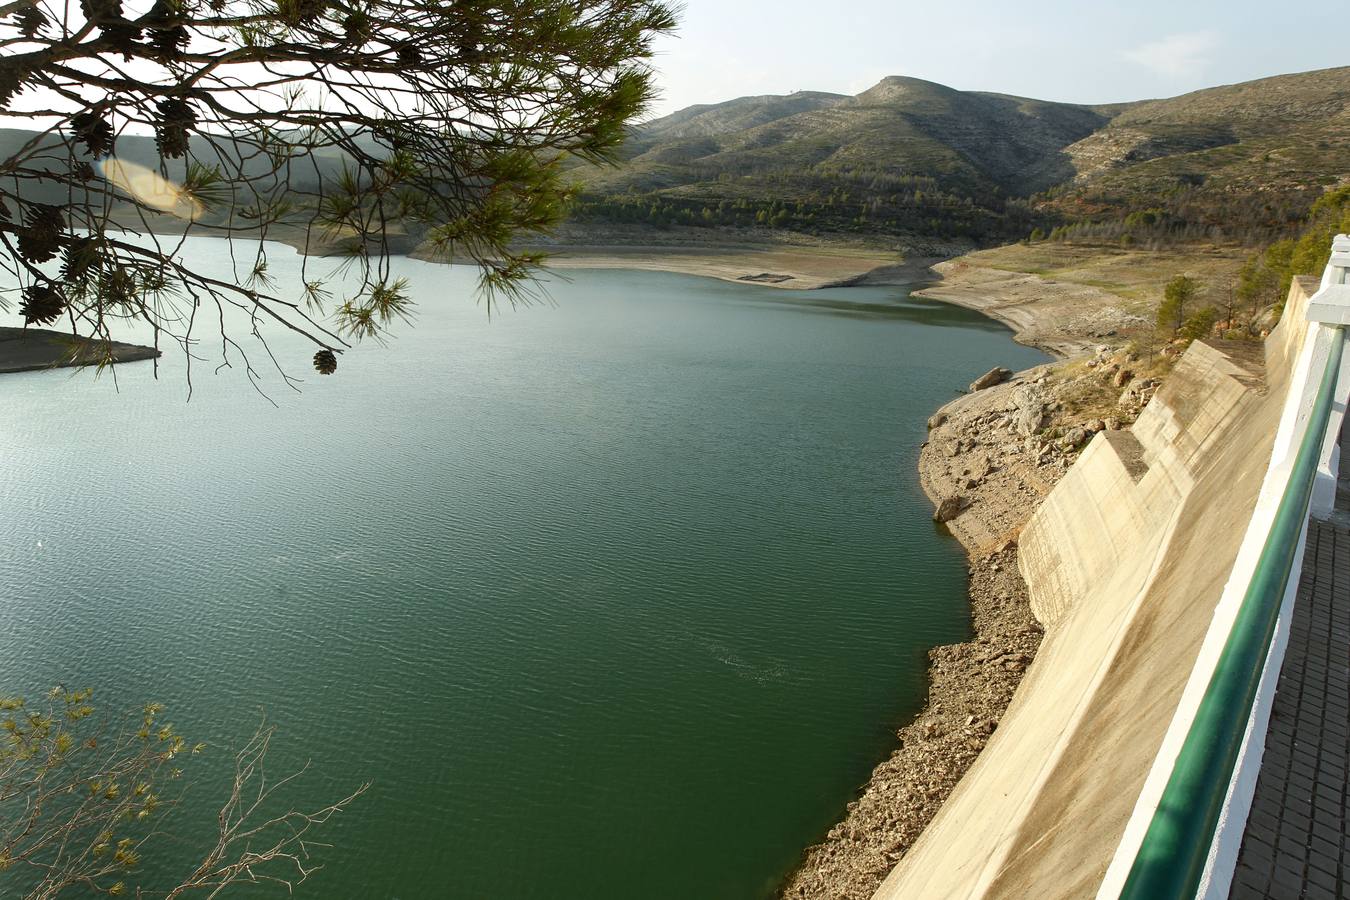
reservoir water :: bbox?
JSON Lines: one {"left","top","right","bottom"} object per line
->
{"left": 0, "top": 242, "right": 1047, "bottom": 898}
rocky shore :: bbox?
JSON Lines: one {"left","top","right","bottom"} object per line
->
{"left": 781, "top": 260, "right": 1166, "bottom": 900}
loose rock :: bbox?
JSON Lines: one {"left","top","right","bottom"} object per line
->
{"left": 933, "top": 496, "right": 966, "bottom": 522}
{"left": 969, "top": 367, "right": 1012, "bottom": 392}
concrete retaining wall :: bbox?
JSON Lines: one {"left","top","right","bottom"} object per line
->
{"left": 872, "top": 278, "right": 1319, "bottom": 900}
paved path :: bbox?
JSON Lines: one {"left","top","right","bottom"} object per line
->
{"left": 1228, "top": 456, "right": 1350, "bottom": 897}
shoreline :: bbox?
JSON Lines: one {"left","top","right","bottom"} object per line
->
{"left": 527, "top": 244, "right": 936, "bottom": 291}
{"left": 3, "top": 234, "right": 1164, "bottom": 896}
{"left": 779, "top": 293, "right": 1069, "bottom": 900}
{"left": 781, "top": 252, "right": 1160, "bottom": 898}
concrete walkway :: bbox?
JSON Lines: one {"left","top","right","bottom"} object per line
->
{"left": 1228, "top": 471, "right": 1350, "bottom": 895}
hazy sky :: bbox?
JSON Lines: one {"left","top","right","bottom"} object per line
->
{"left": 646, "top": 1, "right": 1346, "bottom": 116}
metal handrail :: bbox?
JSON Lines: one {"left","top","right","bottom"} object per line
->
{"left": 1118, "top": 327, "right": 1344, "bottom": 899}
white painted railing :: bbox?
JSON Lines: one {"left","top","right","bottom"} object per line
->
{"left": 1097, "top": 234, "right": 1350, "bottom": 900}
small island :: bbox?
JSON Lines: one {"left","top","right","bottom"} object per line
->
{"left": 0, "top": 326, "right": 161, "bottom": 375}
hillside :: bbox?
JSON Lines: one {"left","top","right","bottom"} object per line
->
{"left": 3, "top": 67, "right": 1345, "bottom": 255}
{"left": 570, "top": 66, "right": 1350, "bottom": 250}
{"left": 602, "top": 77, "right": 1117, "bottom": 197}
{"left": 1043, "top": 67, "right": 1350, "bottom": 241}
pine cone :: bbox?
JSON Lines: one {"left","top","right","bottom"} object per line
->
{"left": 0, "top": 58, "right": 26, "bottom": 110}
{"left": 19, "top": 283, "right": 65, "bottom": 326}
{"left": 313, "top": 349, "right": 337, "bottom": 375}
{"left": 100, "top": 267, "right": 136, "bottom": 307}
{"left": 15, "top": 5, "right": 47, "bottom": 37}
{"left": 61, "top": 237, "right": 99, "bottom": 285}
{"left": 71, "top": 110, "right": 114, "bottom": 157}
{"left": 100, "top": 20, "right": 142, "bottom": 55}
{"left": 80, "top": 0, "right": 122, "bottom": 21}
{"left": 154, "top": 98, "right": 195, "bottom": 158}
{"left": 282, "top": 0, "right": 325, "bottom": 26}
{"left": 80, "top": 0, "right": 140, "bottom": 52}
{"left": 17, "top": 203, "right": 64, "bottom": 264}
{"left": 149, "top": 24, "right": 187, "bottom": 60}
{"left": 342, "top": 10, "right": 369, "bottom": 43}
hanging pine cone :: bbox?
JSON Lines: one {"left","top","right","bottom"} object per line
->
{"left": 0, "top": 58, "right": 26, "bottom": 110}
{"left": 342, "top": 10, "right": 370, "bottom": 43}
{"left": 149, "top": 24, "right": 187, "bottom": 60}
{"left": 15, "top": 4, "right": 47, "bottom": 37}
{"left": 154, "top": 97, "right": 195, "bottom": 158}
{"left": 100, "top": 19, "right": 142, "bottom": 56}
{"left": 19, "top": 283, "right": 65, "bottom": 326}
{"left": 144, "top": 1, "right": 187, "bottom": 60}
{"left": 279, "top": 0, "right": 325, "bottom": 26}
{"left": 80, "top": 0, "right": 122, "bottom": 21}
{"left": 142, "top": 0, "right": 177, "bottom": 25}
{"left": 71, "top": 110, "right": 114, "bottom": 157}
{"left": 80, "top": 0, "right": 140, "bottom": 51}
{"left": 60, "top": 237, "right": 100, "bottom": 285}
{"left": 313, "top": 349, "right": 337, "bottom": 375}
{"left": 17, "top": 203, "right": 64, "bottom": 264}
{"left": 99, "top": 267, "right": 136, "bottom": 307}
{"left": 396, "top": 43, "right": 421, "bottom": 67}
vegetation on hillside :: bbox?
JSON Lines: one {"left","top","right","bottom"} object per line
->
{"left": 570, "top": 67, "right": 1349, "bottom": 255}
{"left": 1037, "top": 68, "right": 1350, "bottom": 249}
{"left": 1235, "top": 186, "right": 1350, "bottom": 318}
{"left": 569, "top": 174, "right": 1039, "bottom": 243}
{"left": 1127, "top": 187, "right": 1350, "bottom": 364}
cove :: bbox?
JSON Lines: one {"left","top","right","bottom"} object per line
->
{"left": 0, "top": 242, "right": 1047, "bottom": 899}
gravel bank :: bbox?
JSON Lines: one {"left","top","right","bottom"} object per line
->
{"left": 781, "top": 542, "right": 1044, "bottom": 899}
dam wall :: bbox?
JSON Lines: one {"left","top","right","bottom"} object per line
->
{"left": 872, "top": 277, "right": 1321, "bottom": 899}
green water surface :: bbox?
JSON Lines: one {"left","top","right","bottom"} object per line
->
{"left": 0, "top": 244, "right": 1046, "bottom": 898}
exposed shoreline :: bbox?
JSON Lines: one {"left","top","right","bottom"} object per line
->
{"left": 527, "top": 244, "right": 936, "bottom": 291}
{"left": 780, "top": 251, "right": 1161, "bottom": 898}
{"left": 525, "top": 242, "right": 1100, "bottom": 897}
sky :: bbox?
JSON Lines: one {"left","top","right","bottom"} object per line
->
{"left": 645, "top": 0, "right": 1347, "bottom": 117}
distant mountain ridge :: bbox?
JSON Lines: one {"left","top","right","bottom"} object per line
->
{"left": 571, "top": 66, "right": 1350, "bottom": 248}
{"left": 2, "top": 67, "right": 1345, "bottom": 252}
{"left": 598, "top": 75, "right": 1119, "bottom": 197}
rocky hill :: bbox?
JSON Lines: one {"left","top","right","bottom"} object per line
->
{"left": 601, "top": 76, "right": 1117, "bottom": 197}
{"left": 570, "top": 66, "right": 1350, "bottom": 249}
{"left": 4, "top": 67, "right": 1345, "bottom": 252}
{"left": 1044, "top": 68, "right": 1350, "bottom": 239}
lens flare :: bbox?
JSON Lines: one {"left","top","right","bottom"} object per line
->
{"left": 98, "top": 157, "right": 203, "bottom": 221}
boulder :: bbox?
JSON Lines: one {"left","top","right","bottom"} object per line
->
{"left": 928, "top": 411, "right": 949, "bottom": 429}
{"left": 1058, "top": 426, "right": 1089, "bottom": 450}
{"left": 933, "top": 496, "right": 966, "bottom": 522}
{"left": 1010, "top": 384, "right": 1046, "bottom": 436}
{"left": 1112, "top": 367, "right": 1134, "bottom": 388}
{"left": 969, "top": 367, "right": 1012, "bottom": 392}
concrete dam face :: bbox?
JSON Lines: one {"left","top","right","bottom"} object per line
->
{"left": 873, "top": 275, "right": 1331, "bottom": 900}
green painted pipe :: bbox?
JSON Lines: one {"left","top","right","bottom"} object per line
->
{"left": 1118, "top": 327, "right": 1345, "bottom": 899}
